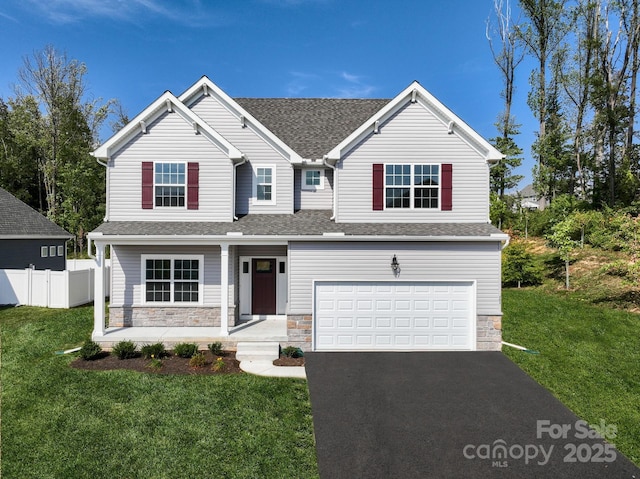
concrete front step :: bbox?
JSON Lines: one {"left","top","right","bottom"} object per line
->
{"left": 235, "top": 341, "right": 280, "bottom": 362}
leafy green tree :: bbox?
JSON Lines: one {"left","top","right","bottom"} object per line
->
{"left": 547, "top": 217, "right": 580, "bottom": 289}
{"left": 11, "top": 45, "right": 112, "bottom": 251}
{"left": 502, "top": 241, "right": 544, "bottom": 287}
{"left": 490, "top": 192, "right": 509, "bottom": 228}
{"left": 487, "top": 0, "right": 525, "bottom": 198}
{"left": 0, "top": 96, "right": 43, "bottom": 207}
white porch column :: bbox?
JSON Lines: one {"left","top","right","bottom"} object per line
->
{"left": 219, "top": 243, "right": 230, "bottom": 336}
{"left": 93, "top": 241, "right": 106, "bottom": 338}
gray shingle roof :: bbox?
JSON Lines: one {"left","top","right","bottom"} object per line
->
{"left": 0, "top": 187, "right": 72, "bottom": 238}
{"left": 93, "top": 210, "right": 504, "bottom": 238}
{"left": 234, "top": 98, "right": 390, "bottom": 159}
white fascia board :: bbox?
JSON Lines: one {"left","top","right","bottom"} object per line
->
{"left": 92, "top": 91, "right": 243, "bottom": 161}
{"left": 179, "top": 76, "right": 303, "bottom": 164}
{"left": 326, "top": 81, "right": 504, "bottom": 162}
{"left": 86, "top": 233, "right": 508, "bottom": 245}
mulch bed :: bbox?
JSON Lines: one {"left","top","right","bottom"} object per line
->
{"left": 71, "top": 350, "right": 242, "bottom": 375}
{"left": 71, "top": 350, "right": 305, "bottom": 375}
{"left": 273, "top": 355, "right": 305, "bottom": 367}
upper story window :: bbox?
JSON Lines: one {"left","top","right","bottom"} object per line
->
{"left": 155, "top": 163, "right": 185, "bottom": 207}
{"left": 253, "top": 165, "right": 275, "bottom": 204}
{"left": 143, "top": 255, "right": 202, "bottom": 304}
{"left": 302, "top": 169, "right": 324, "bottom": 190}
{"left": 385, "top": 164, "right": 439, "bottom": 209}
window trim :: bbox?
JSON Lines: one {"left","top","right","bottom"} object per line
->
{"left": 141, "top": 254, "right": 204, "bottom": 305}
{"left": 154, "top": 161, "right": 187, "bottom": 209}
{"left": 41, "top": 246, "right": 48, "bottom": 258}
{"left": 301, "top": 169, "right": 324, "bottom": 190}
{"left": 252, "top": 164, "right": 276, "bottom": 205}
{"left": 383, "top": 163, "right": 441, "bottom": 210}
{"left": 49, "top": 246, "right": 57, "bottom": 257}
{"left": 57, "top": 245, "right": 64, "bottom": 257}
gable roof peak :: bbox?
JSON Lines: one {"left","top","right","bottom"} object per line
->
{"left": 326, "top": 81, "right": 503, "bottom": 162}
{"left": 92, "top": 89, "right": 242, "bottom": 160}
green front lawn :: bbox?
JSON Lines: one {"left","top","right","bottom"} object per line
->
{"left": 0, "top": 306, "right": 318, "bottom": 479}
{"left": 502, "top": 288, "right": 640, "bottom": 466}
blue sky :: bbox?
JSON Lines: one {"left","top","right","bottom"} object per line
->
{"left": 0, "top": 0, "right": 537, "bottom": 189}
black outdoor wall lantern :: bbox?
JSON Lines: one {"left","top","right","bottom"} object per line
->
{"left": 391, "top": 254, "right": 400, "bottom": 275}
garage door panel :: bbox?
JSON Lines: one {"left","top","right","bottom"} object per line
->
{"left": 314, "top": 281, "right": 474, "bottom": 351}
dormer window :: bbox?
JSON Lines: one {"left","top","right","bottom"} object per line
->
{"left": 302, "top": 169, "right": 324, "bottom": 190}
{"left": 253, "top": 165, "right": 276, "bottom": 204}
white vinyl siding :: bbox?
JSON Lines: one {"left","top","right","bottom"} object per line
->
{"left": 110, "top": 245, "right": 235, "bottom": 308}
{"left": 107, "top": 110, "right": 234, "bottom": 222}
{"left": 288, "top": 241, "right": 501, "bottom": 316}
{"left": 294, "top": 168, "right": 333, "bottom": 210}
{"left": 336, "top": 101, "right": 490, "bottom": 223}
{"left": 189, "top": 95, "right": 293, "bottom": 214}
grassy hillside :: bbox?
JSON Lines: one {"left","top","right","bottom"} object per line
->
{"left": 512, "top": 237, "right": 640, "bottom": 313}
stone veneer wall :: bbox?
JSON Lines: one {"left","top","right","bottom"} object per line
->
{"left": 286, "top": 314, "right": 502, "bottom": 352}
{"left": 286, "top": 315, "right": 313, "bottom": 351}
{"left": 109, "top": 306, "right": 237, "bottom": 328}
{"left": 475, "top": 315, "right": 502, "bottom": 351}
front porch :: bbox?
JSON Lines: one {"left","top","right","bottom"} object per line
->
{"left": 92, "top": 318, "right": 288, "bottom": 350}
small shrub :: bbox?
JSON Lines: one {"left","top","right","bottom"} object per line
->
{"left": 212, "top": 356, "right": 225, "bottom": 372}
{"left": 141, "top": 342, "right": 167, "bottom": 359}
{"left": 79, "top": 340, "right": 102, "bottom": 360}
{"left": 112, "top": 340, "right": 137, "bottom": 360}
{"left": 208, "top": 341, "right": 223, "bottom": 356}
{"left": 282, "top": 346, "right": 303, "bottom": 358}
{"left": 502, "top": 242, "right": 544, "bottom": 287}
{"left": 147, "top": 357, "right": 163, "bottom": 371}
{"left": 189, "top": 352, "right": 207, "bottom": 368}
{"left": 174, "top": 342, "right": 198, "bottom": 358}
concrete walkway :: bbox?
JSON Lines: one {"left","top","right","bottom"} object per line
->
{"left": 239, "top": 360, "right": 306, "bottom": 378}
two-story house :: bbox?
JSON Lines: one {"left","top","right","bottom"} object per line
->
{"left": 88, "top": 76, "right": 507, "bottom": 352}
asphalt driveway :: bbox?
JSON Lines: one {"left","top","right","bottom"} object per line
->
{"left": 305, "top": 352, "right": 639, "bottom": 478}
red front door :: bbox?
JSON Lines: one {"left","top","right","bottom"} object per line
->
{"left": 252, "top": 259, "right": 276, "bottom": 315}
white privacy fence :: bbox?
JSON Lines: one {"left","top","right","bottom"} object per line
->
{"left": 0, "top": 265, "right": 111, "bottom": 308}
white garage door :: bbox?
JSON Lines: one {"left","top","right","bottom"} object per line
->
{"left": 314, "top": 281, "right": 475, "bottom": 351}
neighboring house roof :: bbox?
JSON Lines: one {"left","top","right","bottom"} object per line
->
{"left": 92, "top": 210, "right": 504, "bottom": 240}
{"left": 0, "top": 187, "right": 72, "bottom": 239}
{"left": 519, "top": 184, "right": 537, "bottom": 198}
{"left": 234, "top": 98, "right": 390, "bottom": 160}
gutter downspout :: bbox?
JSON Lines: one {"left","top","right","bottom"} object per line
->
{"left": 232, "top": 156, "right": 247, "bottom": 221}
{"left": 323, "top": 156, "right": 337, "bottom": 221}
{"left": 89, "top": 155, "right": 109, "bottom": 261}
{"left": 501, "top": 235, "right": 510, "bottom": 250}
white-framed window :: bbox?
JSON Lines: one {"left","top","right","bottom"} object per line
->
{"left": 142, "top": 255, "right": 203, "bottom": 304}
{"left": 302, "top": 169, "right": 324, "bottom": 190}
{"left": 385, "top": 164, "right": 440, "bottom": 209}
{"left": 57, "top": 245, "right": 64, "bottom": 256}
{"left": 49, "top": 246, "right": 57, "bottom": 257}
{"left": 155, "top": 162, "right": 186, "bottom": 207}
{"left": 252, "top": 165, "right": 275, "bottom": 204}
{"left": 41, "top": 246, "right": 48, "bottom": 257}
